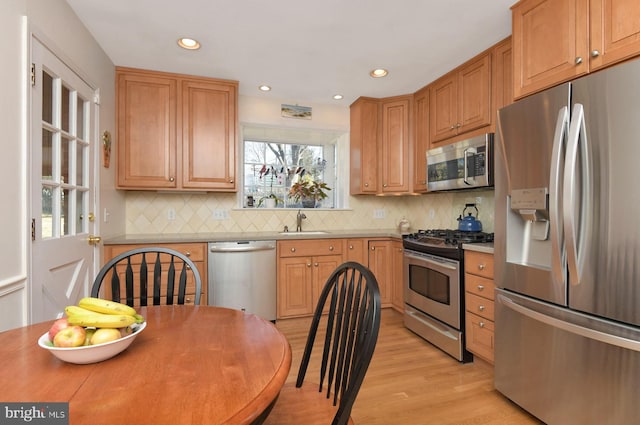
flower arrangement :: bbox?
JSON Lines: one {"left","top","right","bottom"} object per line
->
{"left": 289, "top": 177, "right": 331, "bottom": 207}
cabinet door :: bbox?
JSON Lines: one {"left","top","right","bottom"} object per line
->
{"left": 429, "top": 73, "right": 458, "bottom": 143}
{"left": 116, "top": 71, "right": 177, "bottom": 188}
{"left": 493, "top": 37, "right": 513, "bottom": 113}
{"left": 413, "top": 87, "right": 429, "bottom": 192}
{"left": 350, "top": 98, "right": 379, "bottom": 194}
{"left": 344, "top": 238, "right": 367, "bottom": 265}
{"left": 368, "top": 240, "right": 392, "bottom": 306}
{"left": 182, "top": 79, "right": 237, "bottom": 190}
{"left": 458, "top": 54, "right": 492, "bottom": 134}
{"left": 590, "top": 0, "right": 640, "bottom": 70}
{"left": 312, "top": 254, "right": 344, "bottom": 315}
{"left": 277, "top": 257, "right": 314, "bottom": 318}
{"left": 391, "top": 240, "right": 404, "bottom": 312}
{"left": 381, "top": 97, "right": 411, "bottom": 193}
{"left": 512, "top": 0, "right": 589, "bottom": 99}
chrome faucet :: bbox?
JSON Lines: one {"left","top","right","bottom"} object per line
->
{"left": 296, "top": 209, "right": 307, "bottom": 232}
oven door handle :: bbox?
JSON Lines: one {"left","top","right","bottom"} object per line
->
{"left": 404, "top": 251, "right": 457, "bottom": 270}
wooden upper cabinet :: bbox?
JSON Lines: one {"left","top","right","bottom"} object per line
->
{"left": 181, "top": 79, "right": 237, "bottom": 190}
{"left": 493, "top": 37, "right": 514, "bottom": 113}
{"left": 116, "top": 71, "right": 177, "bottom": 189}
{"left": 512, "top": 0, "right": 640, "bottom": 98}
{"left": 381, "top": 96, "right": 411, "bottom": 193}
{"left": 412, "top": 86, "right": 429, "bottom": 193}
{"left": 350, "top": 95, "right": 413, "bottom": 195}
{"left": 512, "top": 0, "right": 589, "bottom": 99}
{"left": 589, "top": 0, "right": 640, "bottom": 71}
{"left": 116, "top": 67, "right": 238, "bottom": 191}
{"left": 430, "top": 52, "right": 492, "bottom": 145}
{"left": 350, "top": 97, "right": 379, "bottom": 194}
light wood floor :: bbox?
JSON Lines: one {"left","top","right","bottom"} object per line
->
{"left": 275, "top": 309, "right": 544, "bottom": 425}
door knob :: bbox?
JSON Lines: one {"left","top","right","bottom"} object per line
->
{"left": 88, "top": 235, "right": 101, "bottom": 246}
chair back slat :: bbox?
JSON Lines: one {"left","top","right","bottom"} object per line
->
{"left": 166, "top": 257, "right": 176, "bottom": 305}
{"left": 295, "top": 261, "right": 381, "bottom": 425}
{"left": 91, "top": 247, "right": 202, "bottom": 307}
{"left": 139, "top": 253, "right": 148, "bottom": 306}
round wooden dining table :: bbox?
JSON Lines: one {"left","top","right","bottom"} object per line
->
{"left": 0, "top": 305, "right": 292, "bottom": 424}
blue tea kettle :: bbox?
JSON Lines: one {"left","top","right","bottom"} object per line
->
{"left": 457, "top": 203, "right": 482, "bottom": 232}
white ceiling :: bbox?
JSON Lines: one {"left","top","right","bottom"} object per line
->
{"left": 65, "top": 0, "right": 514, "bottom": 106}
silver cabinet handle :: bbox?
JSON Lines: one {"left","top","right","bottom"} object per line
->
{"left": 349, "top": 245, "right": 354, "bottom": 250}
{"left": 169, "top": 177, "right": 175, "bottom": 182}
{"left": 478, "top": 264, "right": 485, "bottom": 270}
{"left": 290, "top": 247, "right": 296, "bottom": 252}
{"left": 329, "top": 246, "right": 334, "bottom": 251}
{"left": 479, "top": 322, "right": 485, "bottom": 328}
{"left": 306, "top": 262, "right": 311, "bottom": 267}
{"left": 591, "top": 50, "right": 600, "bottom": 57}
{"left": 479, "top": 305, "right": 485, "bottom": 311}
{"left": 314, "top": 262, "right": 318, "bottom": 267}
{"left": 477, "top": 285, "right": 485, "bottom": 291}
{"left": 364, "top": 183, "right": 369, "bottom": 187}
{"left": 575, "top": 56, "right": 583, "bottom": 65}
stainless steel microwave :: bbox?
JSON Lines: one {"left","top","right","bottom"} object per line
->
{"left": 426, "top": 133, "right": 494, "bottom": 192}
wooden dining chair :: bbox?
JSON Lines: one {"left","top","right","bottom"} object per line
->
{"left": 91, "top": 247, "right": 202, "bottom": 307}
{"left": 264, "top": 262, "right": 381, "bottom": 425}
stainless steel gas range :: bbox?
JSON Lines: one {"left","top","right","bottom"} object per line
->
{"left": 402, "top": 229, "right": 494, "bottom": 362}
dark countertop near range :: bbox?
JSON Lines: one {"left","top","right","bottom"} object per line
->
{"left": 104, "top": 229, "right": 404, "bottom": 245}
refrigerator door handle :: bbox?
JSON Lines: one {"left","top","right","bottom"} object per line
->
{"left": 549, "top": 106, "right": 569, "bottom": 285}
{"left": 498, "top": 294, "right": 640, "bottom": 352}
{"left": 564, "top": 103, "right": 592, "bottom": 285}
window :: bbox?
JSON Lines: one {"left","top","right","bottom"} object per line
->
{"left": 243, "top": 139, "right": 336, "bottom": 208}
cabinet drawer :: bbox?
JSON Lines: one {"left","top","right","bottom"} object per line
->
{"left": 465, "top": 292, "right": 494, "bottom": 321}
{"left": 465, "top": 311, "right": 494, "bottom": 363}
{"left": 464, "top": 251, "right": 494, "bottom": 279}
{"left": 465, "top": 273, "right": 495, "bottom": 300}
{"left": 278, "top": 239, "right": 343, "bottom": 257}
{"left": 106, "top": 243, "right": 206, "bottom": 263}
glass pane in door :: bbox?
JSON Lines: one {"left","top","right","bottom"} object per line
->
{"left": 42, "top": 129, "right": 53, "bottom": 180}
{"left": 61, "top": 135, "right": 71, "bottom": 184}
{"left": 76, "top": 190, "right": 86, "bottom": 233}
{"left": 42, "top": 71, "right": 53, "bottom": 125}
{"left": 41, "top": 185, "right": 53, "bottom": 239}
{"left": 61, "top": 84, "right": 70, "bottom": 133}
{"left": 61, "top": 188, "right": 70, "bottom": 236}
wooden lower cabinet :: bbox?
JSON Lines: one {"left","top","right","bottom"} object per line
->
{"left": 277, "top": 237, "right": 404, "bottom": 318}
{"left": 276, "top": 239, "right": 344, "bottom": 319}
{"left": 102, "top": 243, "right": 208, "bottom": 306}
{"left": 464, "top": 250, "right": 495, "bottom": 363}
{"left": 367, "top": 238, "right": 403, "bottom": 310}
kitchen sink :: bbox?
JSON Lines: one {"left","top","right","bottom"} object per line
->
{"left": 278, "top": 231, "right": 329, "bottom": 235}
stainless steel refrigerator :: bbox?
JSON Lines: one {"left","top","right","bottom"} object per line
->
{"left": 494, "top": 58, "right": 640, "bottom": 425}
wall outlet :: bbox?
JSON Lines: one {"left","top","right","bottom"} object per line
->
{"left": 167, "top": 208, "right": 176, "bottom": 220}
{"left": 373, "top": 209, "right": 385, "bottom": 219}
{"left": 213, "top": 209, "right": 229, "bottom": 220}
{"left": 475, "top": 196, "right": 483, "bottom": 205}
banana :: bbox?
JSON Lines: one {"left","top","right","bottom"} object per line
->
{"left": 134, "top": 313, "right": 145, "bottom": 324}
{"left": 67, "top": 313, "right": 137, "bottom": 329}
{"left": 78, "top": 297, "right": 137, "bottom": 317}
{"left": 64, "top": 305, "right": 96, "bottom": 317}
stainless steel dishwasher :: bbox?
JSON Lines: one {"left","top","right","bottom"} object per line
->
{"left": 208, "top": 240, "right": 277, "bottom": 321}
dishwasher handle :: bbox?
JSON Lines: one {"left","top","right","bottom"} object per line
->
{"left": 209, "top": 242, "right": 276, "bottom": 253}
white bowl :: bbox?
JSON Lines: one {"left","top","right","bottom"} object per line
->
{"left": 38, "top": 321, "right": 146, "bottom": 364}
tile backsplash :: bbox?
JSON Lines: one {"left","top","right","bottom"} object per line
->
{"left": 125, "top": 190, "right": 495, "bottom": 234}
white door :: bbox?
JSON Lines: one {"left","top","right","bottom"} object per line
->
{"left": 30, "top": 38, "right": 98, "bottom": 323}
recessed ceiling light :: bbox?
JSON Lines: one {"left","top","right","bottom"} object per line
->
{"left": 259, "top": 85, "right": 271, "bottom": 92}
{"left": 333, "top": 94, "right": 343, "bottom": 100}
{"left": 370, "top": 68, "right": 389, "bottom": 78}
{"left": 177, "top": 37, "right": 200, "bottom": 50}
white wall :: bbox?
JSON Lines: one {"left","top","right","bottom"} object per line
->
{"left": 0, "top": 0, "right": 120, "bottom": 332}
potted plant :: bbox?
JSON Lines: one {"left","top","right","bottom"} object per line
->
{"left": 289, "top": 177, "right": 331, "bottom": 208}
{"left": 257, "top": 193, "right": 282, "bottom": 208}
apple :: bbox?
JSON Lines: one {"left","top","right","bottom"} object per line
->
{"left": 48, "top": 318, "right": 69, "bottom": 342}
{"left": 90, "top": 328, "right": 121, "bottom": 345}
{"left": 53, "top": 325, "right": 86, "bottom": 347}
{"left": 119, "top": 326, "right": 133, "bottom": 338}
